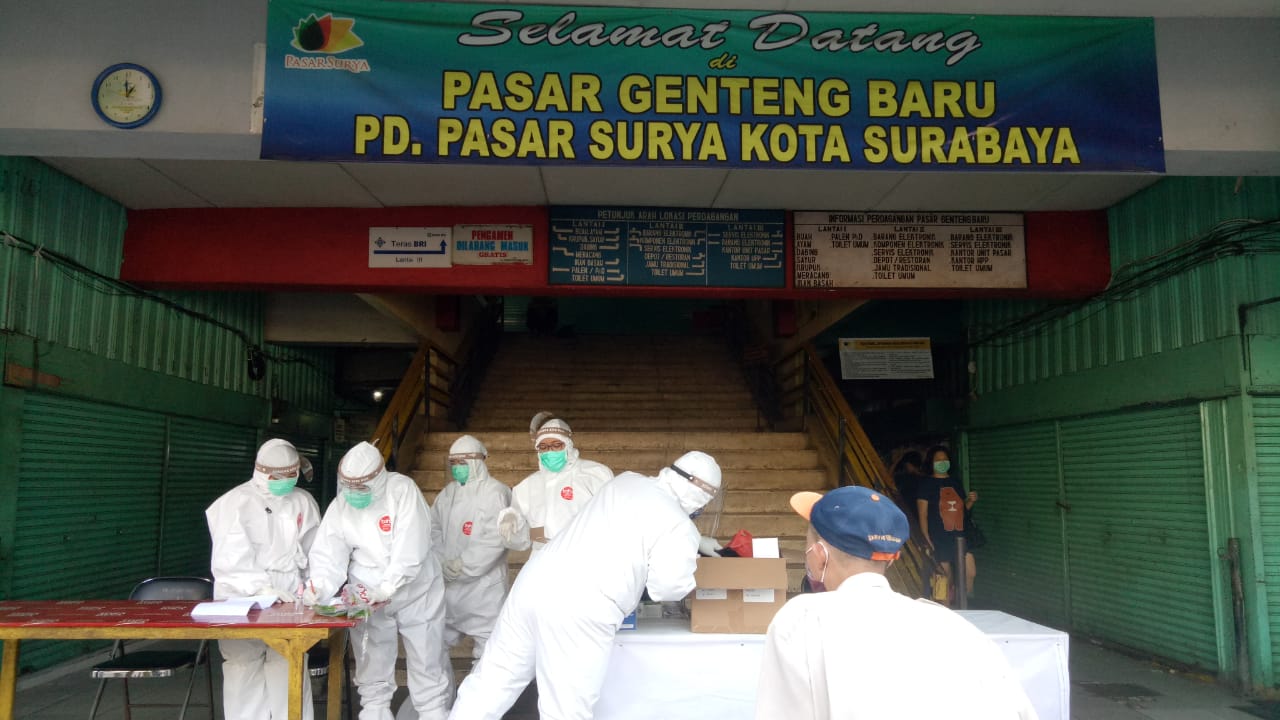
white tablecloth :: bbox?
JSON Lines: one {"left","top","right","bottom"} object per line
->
{"left": 595, "top": 610, "right": 1068, "bottom": 720}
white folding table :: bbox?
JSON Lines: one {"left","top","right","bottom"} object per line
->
{"left": 595, "top": 610, "right": 1069, "bottom": 720}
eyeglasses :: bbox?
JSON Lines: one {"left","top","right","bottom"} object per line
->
{"left": 669, "top": 463, "right": 718, "bottom": 497}
{"left": 535, "top": 440, "right": 566, "bottom": 452}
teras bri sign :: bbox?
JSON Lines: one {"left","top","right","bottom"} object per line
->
{"left": 263, "top": 0, "right": 1163, "bottom": 172}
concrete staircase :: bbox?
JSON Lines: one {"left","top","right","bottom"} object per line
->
{"left": 410, "top": 334, "right": 833, "bottom": 593}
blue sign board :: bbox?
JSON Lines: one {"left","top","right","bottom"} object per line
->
{"left": 549, "top": 206, "right": 785, "bottom": 287}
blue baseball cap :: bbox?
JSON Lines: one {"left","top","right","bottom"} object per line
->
{"left": 790, "top": 486, "right": 908, "bottom": 561}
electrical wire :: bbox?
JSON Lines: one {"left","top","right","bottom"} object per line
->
{"left": 968, "top": 218, "right": 1280, "bottom": 348}
{"left": 1, "top": 230, "right": 333, "bottom": 378}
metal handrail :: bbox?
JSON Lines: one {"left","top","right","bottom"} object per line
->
{"left": 776, "top": 343, "right": 929, "bottom": 598}
{"left": 447, "top": 300, "right": 503, "bottom": 429}
{"left": 370, "top": 340, "right": 457, "bottom": 470}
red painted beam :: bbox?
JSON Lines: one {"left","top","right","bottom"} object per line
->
{"left": 123, "top": 206, "right": 1109, "bottom": 299}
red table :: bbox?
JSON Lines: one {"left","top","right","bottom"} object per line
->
{"left": 0, "top": 600, "right": 356, "bottom": 720}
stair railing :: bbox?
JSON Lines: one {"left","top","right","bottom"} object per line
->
{"left": 723, "top": 303, "right": 782, "bottom": 430}
{"left": 370, "top": 340, "right": 457, "bottom": 471}
{"left": 446, "top": 300, "right": 504, "bottom": 429}
{"left": 777, "top": 343, "right": 929, "bottom": 598}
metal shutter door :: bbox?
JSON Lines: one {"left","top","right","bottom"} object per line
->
{"left": 1060, "top": 405, "right": 1217, "bottom": 669}
{"left": 1254, "top": 397, "right": 1280, "bottom": 682}
{"left": 13, "top": 393, "right": 166, "bottom": 670}
{"left": 967, "top": 422, "right": 1067, "bottom": 628}
{"left": 162, "top": 418, "right": 258, "bottom": 577}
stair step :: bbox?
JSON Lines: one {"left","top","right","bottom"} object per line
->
{"left": 416, "top": 448, "right": 822, "bottom": 472}
{"left": 717, "top": 512, "right": 810, "bottom": 538}
{"left": 468, "top": 405, "right": 756, "bottom": 421}
{"left": 464, "top": 416, "right": 763, "bottom": 432}
{"left": 423, "top": 432, "right": 811, "bottom": 452}
{"left": 471, "top": 397, "right": 756, "bottom": 412}
{"left": 415, "top": 467, "right": 829, "bottom": 495}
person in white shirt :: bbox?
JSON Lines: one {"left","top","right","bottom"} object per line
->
{"left": 206, "top": 439, "right": 321, "bottom": 720}
{"left": 450, "top": 451, "right": 723, "bottom": 720}
{"left": 756, "top": 485, "right": 1037, "bottom": 720}
{"left": 496, "top": 413, "right": 612, "bottom": 554}
{"left": 431, "top": 434, "right": 511, "bottom": 663}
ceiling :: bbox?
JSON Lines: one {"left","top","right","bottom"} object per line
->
{"left": 34, "top": 0, "right": 1278, "bottom": 213}
{"left": 38, "top": 158, "right": 1166, "bottom": 212}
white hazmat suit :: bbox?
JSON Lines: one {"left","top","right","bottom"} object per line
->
{"left": 431, "top": 435, "right": 511, "bottom": 660}
{"left": 305, "top": 441, "right": 451, "bottom": 720}
{"left": 206, "top": 438, "right": 320, "bottom": 720}
{"left": 497, "top": 416, "right": 612, "bottom": 554}
{"left": 450, "top": 451, "right": 722, "bottom": 720}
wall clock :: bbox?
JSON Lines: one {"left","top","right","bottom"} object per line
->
{"left": 91, "top": 63, "right": 162, "bottom": 129}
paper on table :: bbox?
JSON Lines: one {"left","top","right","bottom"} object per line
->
{"left": 190, "top": 594, "right": 278, "bottom": 620}
{"left": 751, "top": 537, "right": 780, "bottom": 559}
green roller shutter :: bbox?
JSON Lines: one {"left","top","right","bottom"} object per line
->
{"left": 1060, "top": 405, "right": 1217, "bottom": 670}
{"left": 13, "top": 393, "right": 166, "bottom": 671}
{"left": 162, "top": 418, "right": 258, "bottom": 578}
{"left": 967, "top": 422, "right": 1067, "bottom": 628}
{"left": 1254, "top": 396, "right": 1280, "bottom": 684}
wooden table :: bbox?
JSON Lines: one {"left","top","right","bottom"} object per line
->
{"left": 0, "top": 599, "right": 356, "bottom": 720}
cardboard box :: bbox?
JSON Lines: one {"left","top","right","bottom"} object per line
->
{"left": 690, "top": 557, "right": 788, "bottom": 634}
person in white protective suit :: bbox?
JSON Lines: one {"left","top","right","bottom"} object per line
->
{"left": 449, "top": 451, "right": 723, "bottom": 720}
{"left": 206, "top": 438, "right": 321, "bottom": 720}
{"left": 431, "top": 434, "right": 512, "bottom": 662}
{"left": 302, "top": 441, "right": 451, "bottom": 720}
{"left": 496, "top": 413, "right": 613, "bottom": 554}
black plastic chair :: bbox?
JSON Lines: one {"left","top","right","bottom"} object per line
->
{"left": 87, "top": 576, "right": 215, "bottom": 720}
{"left": 308, "top": 639, "right": 355, "bottom": 720}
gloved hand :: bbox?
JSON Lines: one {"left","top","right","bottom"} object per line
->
{"left": 442, "top": 557, "right": 464, "bottom": 582}
{"left": 342, "top": 582, "right": 389, "bottom": 607}
{"left": 262, "top": 584, "right": 296, "bottom": 604}
{"left": 698, "top": 536, "right": 723, "bottom": 557}
{"left": 497, "top": 507, "right": 520, "bottom": 544}
{"left": 299, "top": 582, "right": 320, "bottom": 607}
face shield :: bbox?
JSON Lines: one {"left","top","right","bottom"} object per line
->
{"left": 253, "top": 439, "right": 301, "bottom": 496}
{"left": 338, "top": 441, "right": 387, "bottom": 509}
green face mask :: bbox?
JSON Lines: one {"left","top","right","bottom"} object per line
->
{"left": 344, "top": 488, "right": 373, "bottom": 509}
{"left": 451, "top": 464, "right": 470, "bottom": 485}
{"left": 539, "top": 450, "right": 568, "bottom": 473}
{"left": 934, "top": 460, "right": 951, "bottom": 475}
{"left": 268, "top": 476, "right": 297, "bottom": 496}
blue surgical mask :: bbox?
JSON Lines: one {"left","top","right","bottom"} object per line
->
{"left": 539, "top": 450, "right": 568, "bottom": 473}
{"left": 344, "top": 488, "right": 373, "bottom": 509}
{"left": 451, "top": 464, "right": 470, "bottom": 485}
{"left": 268, "top": 476, "right": 297, "bottom": 496}
{"left": 934, "top": 460, "right": 951, "bottom": 475}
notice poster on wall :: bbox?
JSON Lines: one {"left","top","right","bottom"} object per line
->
{"left": 794, "top": 212, "right": 1026, "bottom": 289}
{"left": 369, "top": 227, "right": 452, "bottom": 267}
{"left": 549, "top": 206, "right": 785, "bottom": 287}
{"left": 453, "top": 224, "right": 534, "bottom": 265}
{"left": 839, "top": 338, "right": 935, "bottom": 379}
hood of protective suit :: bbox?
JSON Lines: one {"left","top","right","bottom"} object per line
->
{"left": 448, "top": 434, "right": 492, "bottom": 485}
{"left": 251, "top": 438, "right": 301, "bottom": 494}
{"left": 338, "top": 441, "right": 389, "bottom": 498}
{"left": 532, "top": 417, "right": 579, "bottom": 466}
{"left": 658, "top": 450, "right": 722, "bottom": 515}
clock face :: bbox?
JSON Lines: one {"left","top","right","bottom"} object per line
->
{"left": 92, "top": 64, "right": 161, "bottom": 129}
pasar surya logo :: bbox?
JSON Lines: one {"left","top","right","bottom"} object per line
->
{"left": 291, "top": 13, "right": 364, "bottom": 54}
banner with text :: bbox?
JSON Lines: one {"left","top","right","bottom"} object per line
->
{"left": 549, "top": 206, "right": 785, "bottom": 287}
{"left": 794, "top": 211, "right": 1025, "bottom": 289}
{"left": 263, "top": 0, "right": 1163, "bottom": 172}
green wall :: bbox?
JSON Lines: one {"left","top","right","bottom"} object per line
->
{"left": 963, "top": 176, "right": 1280, "bottom": 687}
{"left": 0, "top": 158, "right": 339, "bottom": 672}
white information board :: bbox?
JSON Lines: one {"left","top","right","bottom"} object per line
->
{"left": 839, "top": 338, "right": 935, "bottom": 380}
{"left": 453, "top": 224, "right": 534, "bottom": 265}
{"left": 794, "top": 212, "right": 1026, "bottom": 289}
{"left": 368, "top": 227, "right": 451, "bottom": 268}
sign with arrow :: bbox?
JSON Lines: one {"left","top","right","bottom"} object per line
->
{"left": 368, "top": 227, "right": 452, "bottom": 268}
